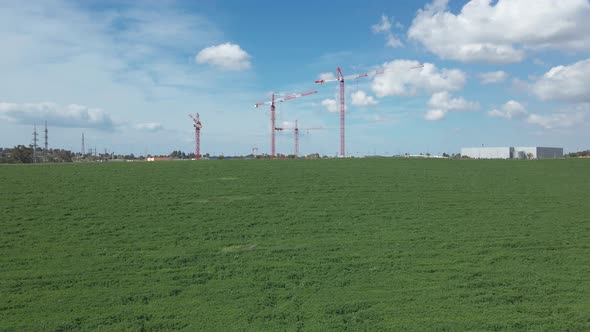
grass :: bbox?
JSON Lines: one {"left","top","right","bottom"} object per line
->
{"left": 1, "top": 158, "right": 589, "bottom": 331}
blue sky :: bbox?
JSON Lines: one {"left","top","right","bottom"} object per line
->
{"left": 1, "top": 0, "right": 589, "bottom": 156}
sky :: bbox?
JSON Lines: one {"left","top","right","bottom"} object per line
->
{"left": 1, "top": 0, "right": 590, "bottom": 156}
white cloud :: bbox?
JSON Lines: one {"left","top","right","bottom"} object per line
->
{"left": 195, "top": 43, "right": 252, "bottom": 71}
{"left": 321, "top": 99, "right": 338, "bottom": 113}
{"left": 371, "top": 60, "right": 465, "bottom": 97}
{"left": 371, "top": 15, "right": 402, "bottom": 48}
{"left": 428, "top": 91, "right": 479, "bottom": 111}
{"left": 372, "top": 15, "right": 392, "bottom": 33}
{"left": 488, "top": 100, "right": 528, "bottom": 119}
{"left": 408, "top": 0, "right": 590, "bottom": 63}
{"left": 526, "top": 111, "right": 587, "bottom": 129}
{"left": 479, "top": 71, "right": 508, "bottom": 84}
{"left": 135, "top": 122, "right": 164, "bottom": 132}
{"left": 489, "top": 100, "right": 589, "bottom": 129}
{"left": 425, "top": 109, "right": 446, "bottom": 121}
{"left": 0, "top": 1, "right": 267, "bottom": 155}
{"left": 0, "top": 102, "right": 115, "bottom": 130}
{"left": 532, "top": 58, "right": 590, "bottom": 103}
{"left": 318, "top": 72, "right": 337, "bottom": 81}
{"left": 351, "top": 90, "right": 378, "bottom": 106}
{"left": 425, "top": 91, "right": 479, "bottom": 120}
{"left": 385, "top": 35, "right": 403, "bottom": 48}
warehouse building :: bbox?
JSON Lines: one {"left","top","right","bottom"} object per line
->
{"left": 460, "top": 147, "right": 563, "bottom": 159}
{"left": 513, "top": 147, "right": 563, "bottom": 159}
{"left": 461, "top": 147, "right": 513, "bottom": 159}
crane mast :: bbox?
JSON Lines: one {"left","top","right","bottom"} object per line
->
{"left": 189, "top": 113, "right": 202, "bottom": 160}
{"left": 315, "top": 65, "right": 422, "bottom": 157}
{"left": 254, "top": 90, "right": 317, "bottom": 158}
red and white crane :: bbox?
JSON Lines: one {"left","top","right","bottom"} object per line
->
{"left": 188, "top": 113, "right": 202, "bottom": 160}
{"left": 315, "top": 65, "right": 422, "bottom": 158}
{"left": 275, "top": 120, "right": 323, "bottom": 158}
{"left": 254, "top": 90, "right": 317, "bottom": 159}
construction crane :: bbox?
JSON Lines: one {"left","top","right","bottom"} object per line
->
{"left": 254, "top": 90, "right": 317, "bottom": 159}
{"left": 275, "top": 120, "right": 323, "bottom": 158}
{"left": 315, "top": 65, "right": 423, "bottom": 158}
{"left": 189, "top": 113, "right": 202, "bottom": 160}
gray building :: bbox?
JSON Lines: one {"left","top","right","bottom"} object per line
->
{"left": 461, "top": 147, "right": 563, "bottom": 159}
{"left": 514, "top": 147, "right": 563, "bottom": 159}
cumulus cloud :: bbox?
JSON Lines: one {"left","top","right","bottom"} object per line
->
{"left": 488, "top": 100, "right": 528, "bottom": 119}
{"left": 428, "top": 91, "right": 479, "bottom": 111}
{"left": 135, "top": 122, "right": 164, "bottom": 132}
{"left": 371, "top": 15, "right": 402, "bottom": 48}
{"left": 408, "top": 0, "right": 590, "bottom": 63}
{"left": 488, "top": 100, "right": 589, "bottom": 129}
{"left": 532, "top": 58, "right": 590, "bottom": 103}
{"left": 195, "top": 43, "right": 251, "bottom": 71}
{"left": 321, "top": 99, "right": 338, "bottom": 113}
{"left": 479, "top": 71, "right": 508, "bottom": 84}
{"left": 0, "top": 102, "right": 115, "bottom": 130}
{"left": 424, "top": 109, "right": 446, "bottom": 121}
{"left": 318, "top": 72, "right": 337, "bottom": 81}
{"left": 425, "top": 91, "right": 479, "bottom": 120}
{"left": 351, "top": 90, "right": 378, "bottom": 106}
{"left": 371, "top": 60, "right": 465, "bottom": 97}
{"left": 526, "top": 111, "right": 587, "bottom": 129}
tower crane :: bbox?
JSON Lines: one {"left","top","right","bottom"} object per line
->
{"left": 189, "top": 113, "right": 202, "bottom": 160}
{"left": 254, "top": 90, "right": 317, "bottom": 159}
{"left": 275, "top": 120, "right": 323, "bottom": 158}
{"left": 315, "top": 65, "right": 423, "bottom": 158}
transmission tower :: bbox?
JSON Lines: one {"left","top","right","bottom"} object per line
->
{"left": 32, "top": 125, "right": 39, "bottom": 163}
{"left": 44, "top": 121, "right": 48, "bottom": 162}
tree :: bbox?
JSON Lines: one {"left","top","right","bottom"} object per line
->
{"left": 11, "top": 145, "right": 33, "bottom": 163}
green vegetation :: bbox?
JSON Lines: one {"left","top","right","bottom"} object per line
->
{"left": 1, "top": 159, "right": 589, "bottom": 331}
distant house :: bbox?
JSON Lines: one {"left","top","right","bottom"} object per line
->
{"left": 147, "top": 157, "right": 173, "bottom": 162}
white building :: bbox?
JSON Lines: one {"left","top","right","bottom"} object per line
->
{"left": 461, "top": 146, "right": 563, "bottom": 159}
{"left": 461, "top": 147, "right": 513, "bottom": 159}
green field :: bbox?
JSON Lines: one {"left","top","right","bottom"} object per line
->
{"left": 1, "top": 159, "right": 589, "bottom": 331}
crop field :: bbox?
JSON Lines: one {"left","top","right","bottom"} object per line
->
{"left": 1, "top": 159, "right": 589, "bottom": 331}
